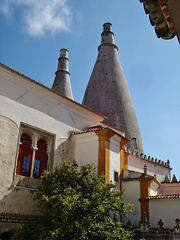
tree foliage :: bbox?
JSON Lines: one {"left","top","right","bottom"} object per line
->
{"left": 11, "top": 161, "right": 133, "bottom": 240}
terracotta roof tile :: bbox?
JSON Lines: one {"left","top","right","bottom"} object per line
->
{"left": 147, "top": 194, "right": 180, "bottom": 199}
{"left": 73, "top": 125, "right": 106, "bottom": 135}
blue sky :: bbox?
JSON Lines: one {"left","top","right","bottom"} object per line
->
{"left": 0, "top": 0, "right": 180, "bottom": 179}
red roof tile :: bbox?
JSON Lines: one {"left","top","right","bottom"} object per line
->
{"left": 73, "top": 125, "right": 106, "bottom": 135}
{"left": 147, "top": 194, "right": 180, "bottom": 200}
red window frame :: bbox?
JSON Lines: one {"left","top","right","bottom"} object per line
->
{"left": 16, "top": 134, "right": 33, "bottom": 177}
{"left": 33, "top": 139, "right": 48, "bottom": 179}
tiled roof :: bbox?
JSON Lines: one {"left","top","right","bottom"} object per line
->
{"left": 73, "top": 125, "right": 128, "bottom": 142}
{"left": 0, "top": 62, "right": 105, "bottom": 119}
{"left": 147, "top": 194, "right": 180, "bottom": 199}
{"left": 140, "top": 0, "right": 176, "bottom": 40}
{"left": 73, "top": 125, "right": 107, "bottom": 135}
{"left": 102, "top": 122, "right": 125, "bottom": 134}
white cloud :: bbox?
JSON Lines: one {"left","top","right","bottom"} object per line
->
{"left": 0, "top": 0, "right": 73, "bottom": 37}
{"left": 0, "top": 1, "right": 13, "bottom": 21}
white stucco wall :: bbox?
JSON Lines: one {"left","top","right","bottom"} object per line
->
{"left": 0, "top": 66, "right": 105, "bottom": 168}
{"left": 128, "top": 155, "right": 170, "bottom": 183}
{"left": 74, "top": 132, "right": 98, "bottom": 167}
{"left": 110, "top": 137, "right": 120, "bottom": 185}
{"left": 149, "top": 198, "right": 180, "bottom": 229}
{"left": 0, "top": 65, "right": 104, "bottom": 217}
{"left": 150, "top": 180, "right": 159, "bottom": 196}
{"left": 121, "top": 180, "right": 141, "bottom": 227}
{"left": 0, "top": 70, "right": 103, "bottom": 140}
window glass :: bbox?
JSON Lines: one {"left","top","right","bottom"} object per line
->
{"left": 33, "top": 159, "right": 40, "bottom": 177}
{"left": 16, "top": 134, "right": 32, "bottom": 177}
{"left": 133, "top": 138, "right": 137, "bottom": 150}
{"left": 16, "top": 127, "right": 52, "bottom": 179}
{"left": 22, "top": 156, "right": 30, "bottom": 174}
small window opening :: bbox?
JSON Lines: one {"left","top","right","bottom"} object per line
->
{"left": 133, "top": 138, "right": 137, "bottom": 150}
{"left": 114, "top": 171, "right": 119, "bottom": 182}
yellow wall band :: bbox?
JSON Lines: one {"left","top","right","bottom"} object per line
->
{"left": 96, "top": 129, "right": 114, "bottom": 183}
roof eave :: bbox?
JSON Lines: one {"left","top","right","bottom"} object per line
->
{"left": 140, "top": 0, "right": 176, "bottom": 40}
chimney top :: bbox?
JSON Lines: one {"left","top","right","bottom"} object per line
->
{"left": 52, "top": 48, "right": 73, "bottom": 100}
{"left": 60, "top": 49, "right": 68, "bottom": 58}
{"left": 101, "top": 22, "right": 115, "bottom": 46}
{"left": 103, "top": 22, "right": 112, "bottom": 32}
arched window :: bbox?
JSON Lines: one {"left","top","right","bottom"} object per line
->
{"left": 33, "top": 139, "right": 48, "bottom": 178}
{"left": 16, "top": 134, "right": 33, "bottom": 177}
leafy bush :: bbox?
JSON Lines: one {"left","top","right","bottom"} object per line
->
{"left": 11, "top": 161, "right": 133, "bottom": 240}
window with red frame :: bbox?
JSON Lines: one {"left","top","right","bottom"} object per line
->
{"left": 17, "top": 135, "right": 48, "bottom": 178}
{"left": 16, "top": 134, "right": 33, "bottom": 177}
{"left": 33, "top": 139, "right": 48, "bottom": 178}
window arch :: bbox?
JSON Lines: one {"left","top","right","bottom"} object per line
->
{"left": 16, "top": 134, "right": 33, "bottom": 177}
{"left": 16, "top": 124, "right": 54, "bottom": 179}
{"left": 33, "top": 139, "right": 48, "bottom": 178}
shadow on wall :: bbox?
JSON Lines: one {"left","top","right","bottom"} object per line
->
{"left": 0, "top": 177, "right": 43, "bottom": 238}
{"left": 0, "top": 177, "right": 41, "bottom": 217}
{"left": 0, "top": 136, "right": 75, "bottom": 221}
{"left": 53, "top": 135, "right": 75, "bottom": 168}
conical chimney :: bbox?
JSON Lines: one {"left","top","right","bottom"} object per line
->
{"left": 82, "top": 23, "right": 144, "bottom": 153}
{"left": 52, "top": 49, "right": 73, "bottom": 100}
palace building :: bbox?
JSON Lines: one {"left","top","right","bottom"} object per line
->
{"left": 0, "top": 23, "right": 179, "bottom": 237}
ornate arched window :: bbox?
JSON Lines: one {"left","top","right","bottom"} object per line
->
{"left": 33, "top": 139, "right": 48, "bottom": 178}
{"left": 16, "top": 134, "right": 33, "bottom": 177}
{"left": 16, "top": 124, "right": 54, "bottom": 179}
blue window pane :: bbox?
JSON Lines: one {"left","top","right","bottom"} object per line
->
{"left": 33, "top": 159, "right": 40, "bottom": 177}
{"left": 22, "top": 156, "right": 30, "bottom": 174}
{"left": 133, "top": 138, "right": 137, "bottom": 150}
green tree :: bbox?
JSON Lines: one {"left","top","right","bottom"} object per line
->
{"left": 11, "top": 161, "right": 133, "bottom": 240}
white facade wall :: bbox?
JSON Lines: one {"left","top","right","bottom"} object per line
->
{"left": 150, "top": 181, "right": 159, "bottom": 196}
{"left": 109, "top": 136, "right": 120, "bottom": 184}
{"left": 128, "top": 155, "right": 170, "bottom": 183}
{"left": 0, "top": 66, "right": 104, "bottom": 168}
{"left": 0, "top": 68, "right": 103, "bottom": 140}
{"left": 122, "top": 180, "right": 141, "bottom": 227}
{"left": 74, "top": 133, "right": 98, "bottom": 167}
{"left": 0, "top": 66, "right": 103, "bottom": 218}
{"left": 149, "top": 198, "right": 180, "bottom": 229}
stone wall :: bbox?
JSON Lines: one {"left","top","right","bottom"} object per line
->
{"left": 0, "top": 115, "right": 19, "bottom": 195}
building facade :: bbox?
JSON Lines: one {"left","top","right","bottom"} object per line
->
{"left": 0, "top": 23, "right": 179, "bottom": 237}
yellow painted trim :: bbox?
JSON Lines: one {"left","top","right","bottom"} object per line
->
{"left": 138, "top": 178, "right": 151, "bottom": 221}
{"left": 124, "top": 153, "right": 128, "bottom": 170}
{"left": 120, "top": 139, "right": 128, "bottom": 190}
{"left": 96, "top": 129, "right": 114, "bottom": 183}
{"left": 157, "top": 185, "right": 160, "bottom": 195}
{"left": 120, "top": 143, "right": 124, "bottom": 180}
